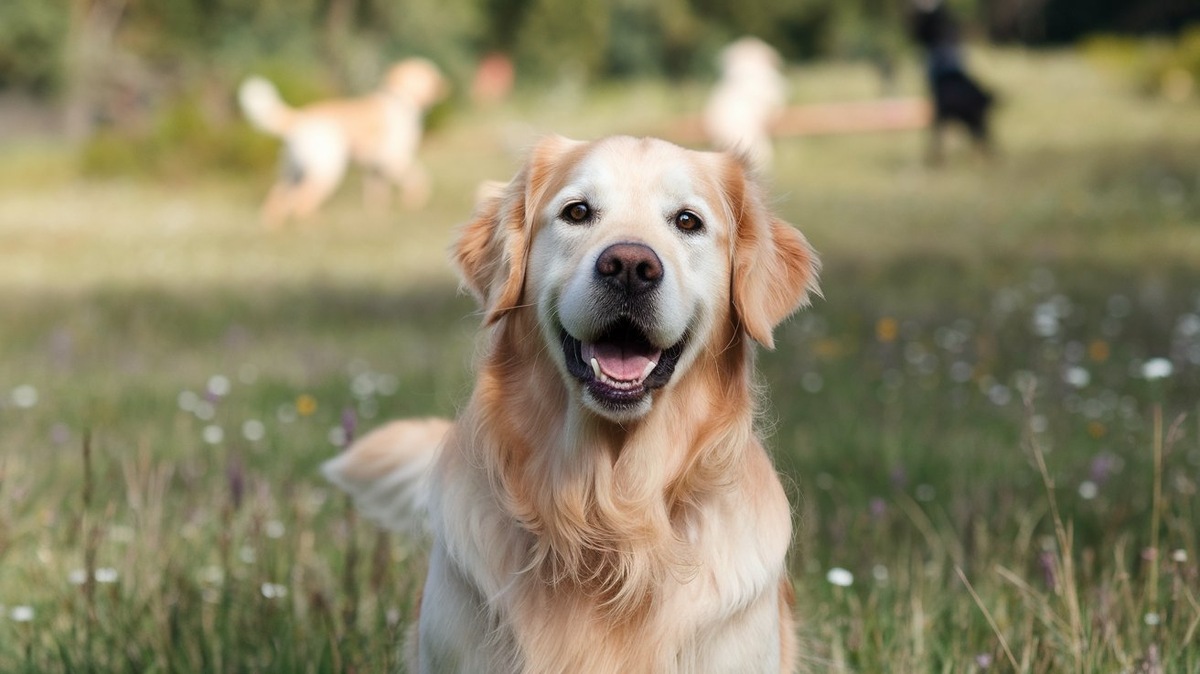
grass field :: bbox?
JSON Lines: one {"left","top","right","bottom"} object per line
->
{"left": 1, "top": 48, "right": 1199, "bottom": 672}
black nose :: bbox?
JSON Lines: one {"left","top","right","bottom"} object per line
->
{"left": 595, "top": 242, "right": 663, "bottom": 296}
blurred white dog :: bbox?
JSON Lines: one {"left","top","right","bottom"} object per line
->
{"left": 703, "top": 38, "right": 787, "bottom": 170}
{"left": 238, "top": 58, "right": 448, "bottom": 227}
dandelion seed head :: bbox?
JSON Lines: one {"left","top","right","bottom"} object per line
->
{"left": 178, "top": 390, "right": 199, "bottom": 412}
{"left": 242, "top": 419, "right": 265, "bottom": 442}
{"left": 193, "top": 400, "right": 216, "bottom": 421}
{"left": 1064, "top": 366, "right": 1090, "bottom": 389}
{"left": 260, "top": 582, "right": 288, "bottom": 599}
{"left": 1078, "top": 481, "right": 1098, "bottom": 500}
{"left": 1171, "top": 549, "right": 1188, "bottom": 563}
{"left": 1141, "top": 358, "right": 1173, "bottom": 380}
{"left": 351, "top": 373, "right": 376, "bottom": 399}
{"left": 207, "top": 374, "right": 231, "bottom": 397}
{"left": 1143, "top": 612, "right": 1160, "bottom": 626}
{"left": 11, "top": 385, "right": 38, "bottom": 409}
{"left": 10, "top": 606, "right": 33, "bottom": 622}
{"left": 826, "top": 567, "right": 854, "bottom": 587}
{"left": 202, "top": 425, "right": 224, "bottom": 445}
{"left": 1032, "top": 303, "right": 1060, "bottom": 338}
{"left": 94, "top": 567, "right": 118, "bottom": 584}
{"left": 871, "top": 564, "right": 889, "bottom": 583}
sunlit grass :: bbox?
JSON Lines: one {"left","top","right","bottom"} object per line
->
{"left": 0, "top": 48, "right": 1198, "bottom": 671}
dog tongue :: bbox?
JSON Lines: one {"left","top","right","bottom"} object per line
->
{"left": 582, "top": 341, "right": 661, "bottom": 382}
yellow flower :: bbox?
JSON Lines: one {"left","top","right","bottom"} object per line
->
{"left": 1087, "top": 421, "right": 1106, "bottom": 439}
{"left": 296, "top": 394, "right": 318, "bottom": 417}
{"left": 1088, "top": 340, "right": 1110, "bottom": 362}
{"left": 876, "top": 317, "right": 898, "bottom": 343}
{"left": 813, "top": 338, "right": 845, "bottom": 359}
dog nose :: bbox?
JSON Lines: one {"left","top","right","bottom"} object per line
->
{"left": 595, "top": 242, "right": 663, "bottom": 295}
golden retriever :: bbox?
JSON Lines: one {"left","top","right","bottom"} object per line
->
{"left": 703, "top": 37, "right": 787, "bottom": 170}
{"left": 238, "top": 58, "right": 448, "bottom": 227}
{"left": 324, "top": 135, "right": 820, "bottom": 673}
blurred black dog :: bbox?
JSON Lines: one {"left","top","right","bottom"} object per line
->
{"left": 911, "top": 0, "right": 995, "bottom": 162}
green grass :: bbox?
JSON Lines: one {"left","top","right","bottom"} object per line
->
{"left": 1, "top": 48, "right": 1199, "bottom": 672}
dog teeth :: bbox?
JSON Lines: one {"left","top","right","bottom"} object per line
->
{"left": 587, "top": 357, "right": 656, "bottom": 391}
{"left": 640, "top": 361, "right": 657, "bottom": 381}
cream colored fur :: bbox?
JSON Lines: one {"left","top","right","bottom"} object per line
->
{"left": 238, "top": 58, "right": 448, "bottom": 227}
{"left": 703, "top": 37, "right": 787, "bottom": 170}
{"left": 324, "top": 135, "right": 820, "bottom": 673}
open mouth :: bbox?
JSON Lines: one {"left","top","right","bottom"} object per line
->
{"left": 561, "top": 318, "right": 687, "bottom": 410}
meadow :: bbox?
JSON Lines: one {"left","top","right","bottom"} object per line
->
{"left": 1, "top": 49, "right": 1199, "bottom": 672}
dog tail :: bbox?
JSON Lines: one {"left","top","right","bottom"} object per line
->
{"left": 322, "top": 417, "right": 452, "bottom": 536}
{"left": 237, "top": 76, "right": 295, "bottom": 136}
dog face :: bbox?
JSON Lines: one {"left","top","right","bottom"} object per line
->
{"left": 456, "top": 136, "right": 819, "bottom": 422}
{"left": 383, "top": 58, "right": 450, "bottom": 109}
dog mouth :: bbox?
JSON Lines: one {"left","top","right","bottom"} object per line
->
{"left": 561, "top": 318, "right": 687, "bottom": 410}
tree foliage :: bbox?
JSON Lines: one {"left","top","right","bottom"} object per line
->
{"left": 4, "top": 0, "right": 1195, "bottom": 102}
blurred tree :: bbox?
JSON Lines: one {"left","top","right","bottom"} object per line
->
{"left": 512, "top": 0, "right": 609, "bottom": 82}
{"left": 0, "top": 0, "right": 66, "bottom": 94}
{"left": 64, "top": 0, "right": 128, "bottom": 140}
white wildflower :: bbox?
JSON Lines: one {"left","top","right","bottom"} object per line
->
{"left": 242, "top": 419, "right": 265, "bottom": 442}
{"left": 1141, "top": 358, "right": 1173, "bottom": 380}
{"left": 202, "top": 425, "right": 224, "bottom": 445}
{"left": 11, "top": 385, "right": 38, "bottom": 409}
{"left": 207, "top": 374, "right": 231, "bottom": 397}
{"left": 826, "top": 567, "right": 854, "bottom": 587}
{"left": 1077, "top": 481, "right": 1098, "bottom": 500}
{"left": 1064, "top": 366, "right": 1090, "bottom": 389}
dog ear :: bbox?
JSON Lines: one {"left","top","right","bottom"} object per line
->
{"left": 453, "top": 135, "right": 583, "bottom": 324}
{"left": 726, "top": 158, "right": 821, "bottom": 349}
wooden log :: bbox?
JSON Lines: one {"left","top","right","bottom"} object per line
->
{"left": 669, "top": 98, "right": 931, "bottom": 144}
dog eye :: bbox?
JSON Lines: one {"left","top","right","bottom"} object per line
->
{"left": 674, "top": 210, "right": 704, "bottom": 233}
{"left": 561, "top": 201, "right": 592, "bottom": 223}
